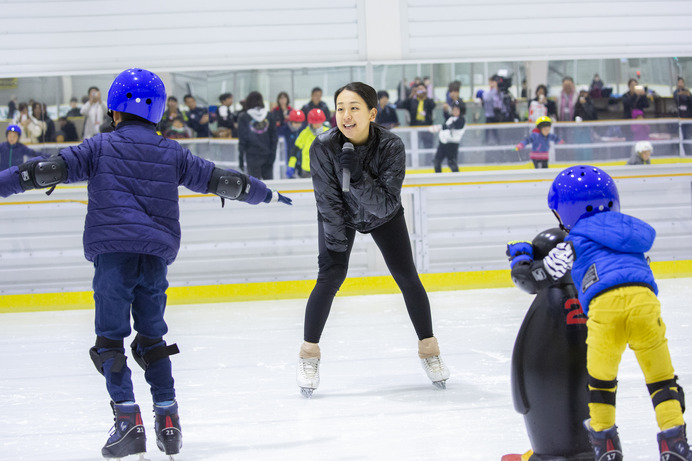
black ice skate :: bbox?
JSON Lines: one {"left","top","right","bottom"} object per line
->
{"left": 154, "top": 400, "right": 182, "bottom": 459}
{"left": 101, "top": 401, "right": 147, "bottom": 460}
{"left": 583, "top": 420, "right": 623, "bottom": 461}
{"left": 658, "top": 424, "right": 692, "bottom": 460}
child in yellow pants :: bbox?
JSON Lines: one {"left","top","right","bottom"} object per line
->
{"left": 543, "top": 165, "right": 689, "bottom": 461}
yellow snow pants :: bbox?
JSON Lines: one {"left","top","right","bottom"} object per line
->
{"left": 586, "top": 286, "right": 684, "bottom": 432}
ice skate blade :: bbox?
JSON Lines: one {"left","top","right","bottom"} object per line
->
{"left": 300, "top": 387, "right": 315, "bottom": 398}
{"left": 433, "top": 380, "right": 447, "bottom": 389}
{"left": 105, "top": 454, "right": 149, "bottom": 461}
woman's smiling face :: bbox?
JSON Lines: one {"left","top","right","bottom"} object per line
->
{"left": 335, "top": 90, "right": 377, "bottom": 145}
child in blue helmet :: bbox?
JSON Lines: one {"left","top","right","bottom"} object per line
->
{"left": 0, "top": 125, "right": 38, "bottom": 171}
{"left": 542, "top": 165, "right": 690, "bottom": 461}
{"left": 0, "top": 68, "right": 292, "bottom": 460}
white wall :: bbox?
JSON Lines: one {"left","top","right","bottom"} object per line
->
{"left": 2, "top": 0, "right": 692, "bottom": 78}
{"left": 1, "top": 165, "right": 690, "bottom": 296}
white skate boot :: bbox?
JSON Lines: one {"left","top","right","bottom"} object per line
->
{"left": 419, "top": 337, "right": 450, "bottom": 389}
{"left": 297, "top": 341, "right": 320, "bottom": 398}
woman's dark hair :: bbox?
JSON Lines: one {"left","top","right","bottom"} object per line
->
{"left": 245, "top": 91, "right": 264, "bottom": 109}
{"left": 535, "top": 84, "right": 548, "bottom": 96}
{"left": 628, "top": 78, "right": 638, "bottom": 87}
{"left": 276, "top": 91, "right": 290, "bottom": 106}
{"left": 334, "top": 82, "right": 377, "bottom": 110}
{"left": 219, "top": 92, "right": 232, "bottom": 103}
{"left": 448, "top": 80, "right": 461, "bottom": 92}
{"left": 377, "top": 90, "right": 389, "bottom": 100}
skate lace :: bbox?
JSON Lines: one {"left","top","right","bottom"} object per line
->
{"left": 423, "top": 355, "right": 444, "bottom": 373}
{"left": 299, "top": 357, "right": 319, "bottom": 379}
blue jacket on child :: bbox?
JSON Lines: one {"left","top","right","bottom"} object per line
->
{"left": 0, "top": 120, "right": 268, "bottom": 265}
{"left": 566, "top": 211, "right": 658, "bottom": 314}
{"left": 517, "top": 128, "right": 562, "bottom": 160}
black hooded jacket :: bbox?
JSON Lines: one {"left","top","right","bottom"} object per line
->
{"left": 309, "top": 124, "right": 406, "bottom": 253}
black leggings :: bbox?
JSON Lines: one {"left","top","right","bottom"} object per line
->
{"left": 303, "top": 208, "right": 434, "bottom": 343}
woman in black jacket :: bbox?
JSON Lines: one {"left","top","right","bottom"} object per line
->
{"left": 296, "top": 82, "right": 449, "bottom": 397}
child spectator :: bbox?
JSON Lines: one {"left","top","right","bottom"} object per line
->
{"left": 433, "top": 101, "right": 465, "bottom": 173}
{"left": 287, "top": 108, "right": 327, "bottom": 178}
{"left": 277, "top": 109, "right": 305, "bottom": 175}
{"left": 627, "top": 140, "right": 652, "bottom": 165}
{"left": 163, "top": 117, "right": 191, "bottom": 139}
{"left": 237, "top": 91, "right": 278, "bottom": 179}
{"left": 630, "top": 108, "right": 650, "bottom": 141}
{"left": 544, "top": 165, "right": 691, "bottom": 460}
{"left": 0, "top": 125, "right": 37, "bottom": 171}
{"left": 514, "top": 116, "right": 564, "bottom": 169}
{"left": 0, "top": 67, "right": 292, "bottom": 460}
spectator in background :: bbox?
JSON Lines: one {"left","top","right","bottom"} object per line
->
{"left": 444, "top": 81, "right": 466, "bottom": 121}
{"left": 287, "top": 108, "right": 327, "bottom": 179}
{"left": 277, "top": 109, "right": 305, "bottom": 171}
{"left": 66, "top": 97, "right": 81, "bottom": 117}
{"left": 12, "top": 102, "right": 39, "bottom": 144}
{"left": 628, "top": 140, "right": 653, "bottom": 165}
{"left": 375, "top": 90, "right": 399, "bottom": 129}
{"left": 272, "top": 91, "right": 293, "bottom": 129}
{"left": 238, "top": 91, "right": 277, "bottom": 179}
{"left": 520, "top": 79, "right": 528, "bottom": 98}
{"left": 556, "top": 76, "right": 578, "bottom": 122}
{"left": 673, "top": 77, "right": 692, "bottom": 118}
{"left": 57, "top": 116, "right": 79, "bottom": 142}
{"left": 396, "top": 78, "right": 410, "bottom": 104}
{"left": 574, "top": 87, "right": 598, "bottom": 121}
{"left": 398, "top": 81, "right": 436, "bottom": 148}
{"left": 630, "top": 109, "right": 650, "bottom": 141}
{"left": 433, "top": 101, "right": 465, "bottom": 173}
{"left": 159, "top": 96, "right": 188, "bottom": 134}
{"left": 423, "top": 76, "right": 433, "bottom": 99}
{"left": 217, "top": 92, "right": 237, "bottom": 138}
{"left": 301, "top": 87, "right": 331, "bottom": 125}
{"left": 163, "top": 117, "right": 191, "bottom": 139}
{"left": 80, "top": 86, "right": 108, "bottom": 139}
{"left": 528, "top": 84, "right": 557, "bottom": 124}
{"left": 590, "top": 73, "right": 604, "bottom": 99}
{"left": 182, "top": 94, "right": 209, "bottom": 138}
{"left": 480, "top": 75, "right": 503, "bottom": 144}
{"left": 0, "top": 125, "right": 36, "bottom": 171}
{"left": 622, "top": 78, "right": 649, "bottom": 119}
{"left": 33, "top": 102, "right": 55, "bottom": 143}
{"left": 7, "top": 95, "right": 17, "bottom": 120}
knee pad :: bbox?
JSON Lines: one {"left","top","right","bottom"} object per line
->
{"left": 589, "top": 375, "right": 618, "bottom": 407}
{"left": 89, "top": 336, "right": 127, "bottom": 376}
{"left": 130, "top": 334, "right": 180, "bottom": 371}
{"left": 648, "top": 376, "right": 686, "bottom": 413}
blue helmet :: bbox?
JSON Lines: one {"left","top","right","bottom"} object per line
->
{"left": 6, "top": 124, "right": 21, "bottom": 136}
{"left": 547, "top": 165, "right": 620, "bottom": 230}
{"left": 107, "top": 68, "right": 166, "bottom": 124}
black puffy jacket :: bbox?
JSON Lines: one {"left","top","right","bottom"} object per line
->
{"left": 309, "top": 124, "right": 406, "bottom": 252}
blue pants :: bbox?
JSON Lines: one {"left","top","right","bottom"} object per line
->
{"left": 92, "top": 253, "right": 175, "bottom": 403}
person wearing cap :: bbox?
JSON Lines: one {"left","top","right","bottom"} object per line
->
{"left": 277, "top": 109, "right": 305, "bottom": 174}
{"left": 0, "top": 125, "right": 37, "bottom": 171}
{"left": 287, "top": 108, "right": 327, "bottom": 178}
{"left": 628, "top": 140, "right": 653, "bottom": 165}
{"left": 514, "top": 116, "right": 564, "bottom": 169}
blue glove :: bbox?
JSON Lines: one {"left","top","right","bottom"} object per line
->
{"left": 264, "top": 189, "right": 292, "bottom": 206}
{"left": 506, "top": 241, "right": 533, "bottom": 269}
{"left": 285, "top": 167, "right": 295, "bottom": 179}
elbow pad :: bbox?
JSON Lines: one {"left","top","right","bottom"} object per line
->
{"left": 207, "top": 167, "right": 249, "bottom": 201}
{"left": 18, "top": 156, "right": 68, "bottom": 191}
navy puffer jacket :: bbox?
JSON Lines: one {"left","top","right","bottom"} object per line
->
{"left": 60, "top": 120, "right": 216, "bottom": 265}
{"left": 309, "top": 124, "right": 405, "bottom": 253}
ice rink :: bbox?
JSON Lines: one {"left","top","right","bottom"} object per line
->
{"left": 2, "top": 278, "right": 691, "bottom": 460}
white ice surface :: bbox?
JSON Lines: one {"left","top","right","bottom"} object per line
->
{"left": 2, "top": 279, "right": 692, "bottom": 461}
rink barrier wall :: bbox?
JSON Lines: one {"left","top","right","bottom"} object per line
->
{"left": 1, "top": 164, "right": 691, "bottom": 313}
{"left": 1, "top": 262, "right": 691, "bottom": 314}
